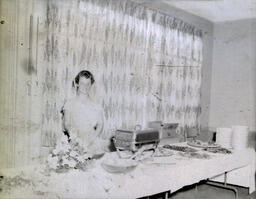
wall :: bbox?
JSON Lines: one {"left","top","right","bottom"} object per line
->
{"left": 0, "top": 0, "right": 213, "bottom": 168}
{"left": 0, "top": 0, "right": 45, "bottom": 168}
{"left": 209, "top": 19, "right": 256, "bottom": 132}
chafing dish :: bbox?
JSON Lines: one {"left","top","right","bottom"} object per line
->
{"left": 113, "top": 129, "right": 160, "bottom": 152}
{"left": 148, "top": 121, "right": 179, "bottom": 138}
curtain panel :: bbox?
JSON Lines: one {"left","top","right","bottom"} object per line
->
{"left": 38, "top": 0, "right": 203, "bottom": 145}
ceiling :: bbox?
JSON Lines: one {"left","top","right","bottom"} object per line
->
{"left": 134, "top": 0, "right": 256, "bottom": 22}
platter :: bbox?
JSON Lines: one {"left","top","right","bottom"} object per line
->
{"left": 203, "top": 147, "right": 232, "bottom": 154}
{"left": 101, "top": 159, "right": 137, "bottom": 174}
{"left": 154, "top": 146, "right": 174, "bottom": 157}
{"left": 162, "top": 145, "right": 197, "bottom": 153}
{"left": 187, "top": 140, "right": 220, "bottom": 149}
{"left": 101, "top": 153, "right": 138, "bottom": 173}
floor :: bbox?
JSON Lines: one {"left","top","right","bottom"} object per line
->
{"left": 141, "top": 181, "right": 256, "bottom": 199}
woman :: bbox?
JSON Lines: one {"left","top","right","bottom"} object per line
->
{"left": 61, "top": 70, "right": 104, "bottom": 155}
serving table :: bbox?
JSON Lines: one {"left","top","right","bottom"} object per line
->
{"left": 0, "top": 143, "right": 255, "bottom": 199}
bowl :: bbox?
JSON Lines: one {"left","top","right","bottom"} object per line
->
{"left": 101, "top": 158, "right": 138, "bottom": 174}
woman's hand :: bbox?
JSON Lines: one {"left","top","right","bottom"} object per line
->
{"left": 94, "top": 111, "right": 104, "bottom": 135}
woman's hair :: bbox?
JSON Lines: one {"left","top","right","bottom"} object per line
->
{"left": 72, "top": 70, "right": 95, "bottom": 89}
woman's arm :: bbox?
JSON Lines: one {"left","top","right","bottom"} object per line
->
{"left": 63, "top": 110, "right": 72, "bottom": 133}
{"left": 61, "top": 102, "right": 76, "bottom": 139}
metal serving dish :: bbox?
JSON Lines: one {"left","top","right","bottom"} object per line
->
{"left": 147, "top": 121, "right": 179, "bottom": 138}
{"left": 113, "top": 129, "right": 160, "bottom": 152}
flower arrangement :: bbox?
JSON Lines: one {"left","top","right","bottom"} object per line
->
{"left": 47, "top": 135, "right": 93, "bottom": 172}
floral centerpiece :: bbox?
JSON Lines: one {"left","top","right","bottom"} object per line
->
{"left": 47, "top": 135, "right": 94, "bottom": 172}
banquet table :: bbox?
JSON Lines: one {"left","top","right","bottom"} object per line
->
{"left": 0, "top": 143, "right": 255, "bottom": 199}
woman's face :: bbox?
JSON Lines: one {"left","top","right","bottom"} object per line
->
{"left": 78, "top": 76, "right": 91, "bottom": 94}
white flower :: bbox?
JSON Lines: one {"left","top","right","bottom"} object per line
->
{"left": 54, "top": 144, "right": 63, "bottom": 154}
{"left": 74, "top": 137, "right": 83, "bottom": 146}
{"left": 70, "top": 151, "right": 79, "bottom": 158}
{"left": 82, "top": 153, "right": 92, "bottom": 160}
{"left": 76, "top": 153, "right": 91, "bottom": 162}
{"left": 47, "top": 156, "right": 59, "bottom": 169}
{"left": 60, "top": 135, "right": 69, "bottom": 144}
{"left": 62, "top": 157, "right": 76, "bottom": 168}
{"left": 70, "top": 133, "right": 77, "bottom": 140}
{"left": 68, "top": 159, "right": 77, "bottom": 167}
{"left": 76, "top": 156, "right": 84, "bottom": 162}
{"left": 62, "top": 143, "right": 70, "bottom": 153}
{"left": 62, "top": 157, "right": 69, "bottom": 165}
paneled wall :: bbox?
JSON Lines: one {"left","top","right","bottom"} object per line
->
{"left": 0, "top": 0, "right": 204, "bottom": 168}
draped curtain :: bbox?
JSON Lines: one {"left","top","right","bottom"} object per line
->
{"left": 0, "top": 0, "right": 203, "bottom": 168}
{"left": 38, "top": 0, "right": 203, "bottom": 146}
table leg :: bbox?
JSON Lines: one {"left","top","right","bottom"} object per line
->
{"left": 206, "top": 172, "right": 238, "bottom": 199}
{"left": 224, "top": 171, "right": 227, "bottom": 186}
{"left": 165, "top": 191, "right": 168, "bottom": 199}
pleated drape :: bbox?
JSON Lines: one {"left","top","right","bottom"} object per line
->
{"left": 40, "top": 0, "right": 203, "bottom": 145}
{"left": 0, "top": 0, "right": 203, "bottom": 168}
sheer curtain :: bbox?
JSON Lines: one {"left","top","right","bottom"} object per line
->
{"left": 39, "top": 0, "right": 203, "bottom": 145}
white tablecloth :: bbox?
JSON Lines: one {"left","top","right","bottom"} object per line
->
{"left": 1, "top": 143, "right": 255, "bottom": 199}
{"left": 85, "top": 145, "right": 255, "bottom": 199}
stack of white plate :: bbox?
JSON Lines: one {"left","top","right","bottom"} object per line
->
{"left": 231, "top": 125, "right": 249, "bottom": 149}
{"left": 216, "top": 127, "right": 232, "bottom": 148}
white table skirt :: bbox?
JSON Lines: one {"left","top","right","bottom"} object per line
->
{"left": 1, "top": 143, "right": 255, "bottom": 199}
